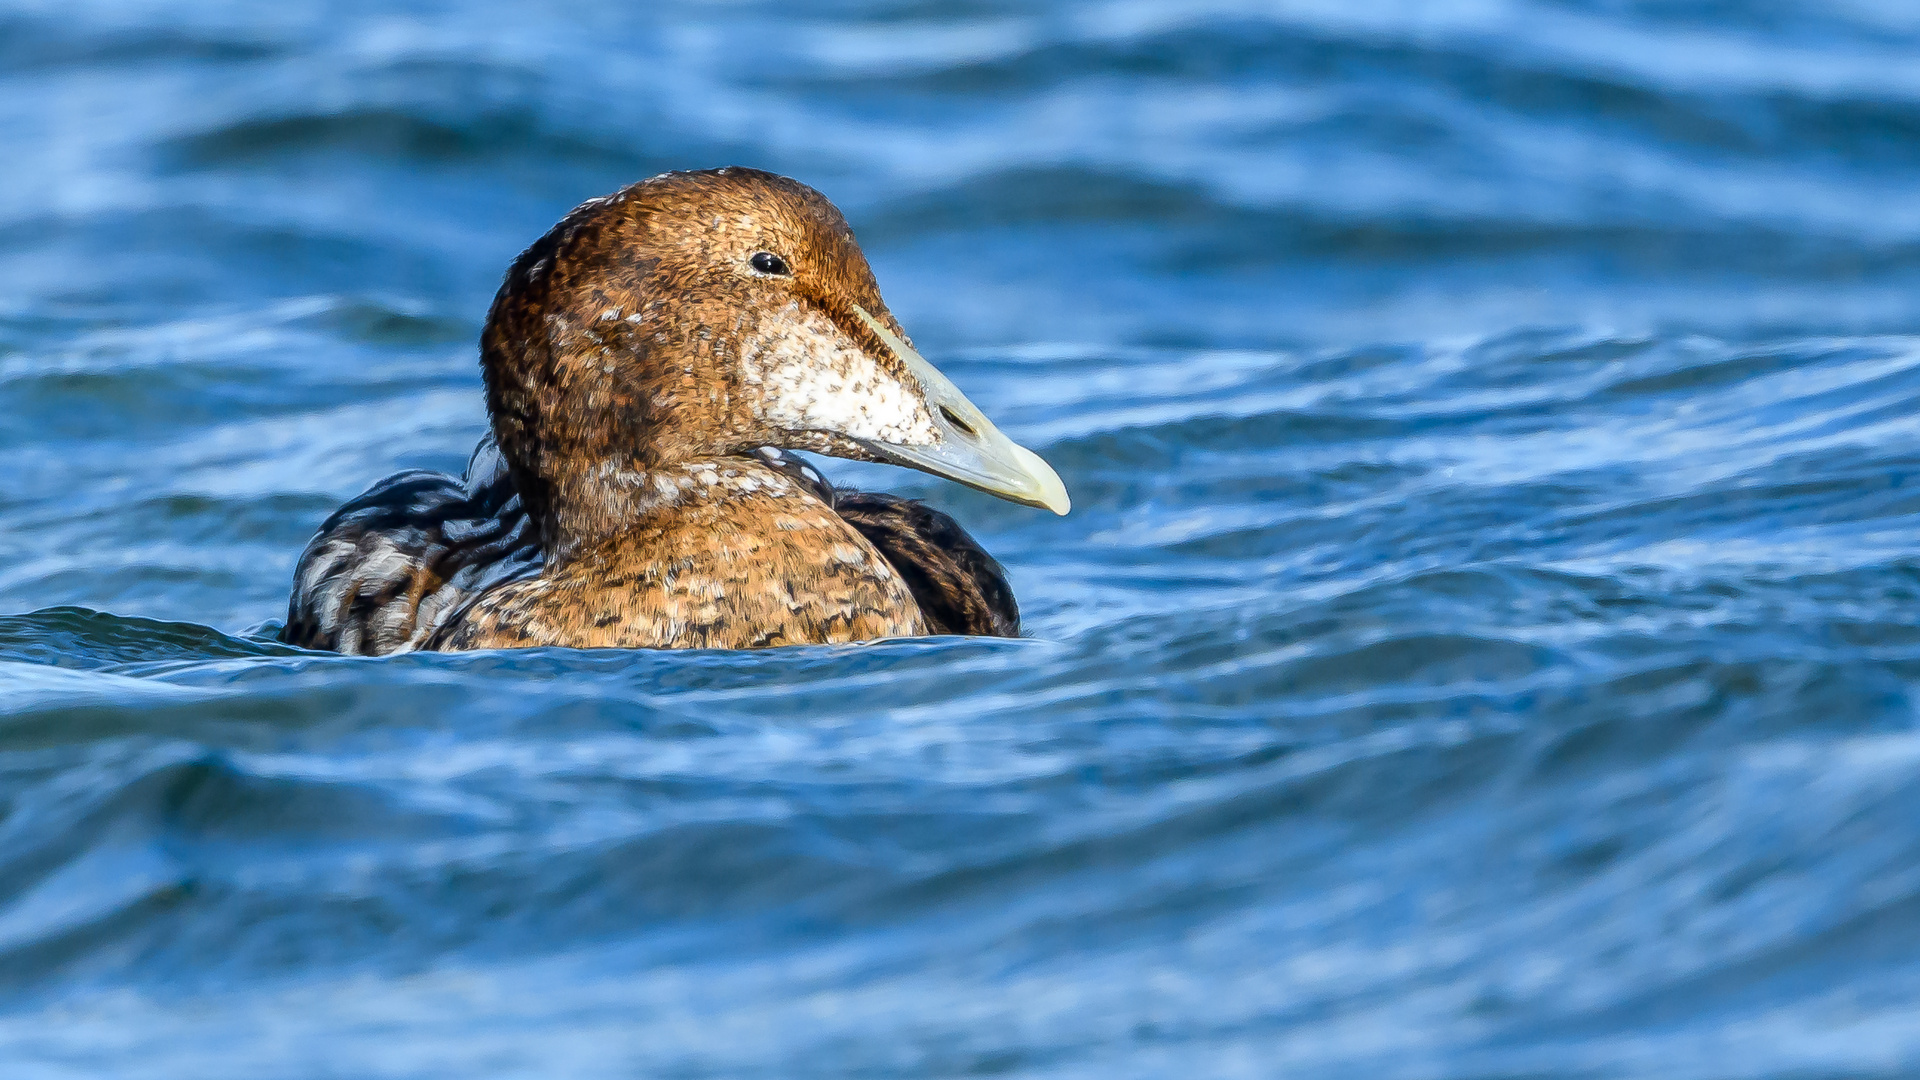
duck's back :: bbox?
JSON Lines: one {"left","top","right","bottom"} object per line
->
{"left": 283, "top": 441, "right": 1019, "bottom": 654}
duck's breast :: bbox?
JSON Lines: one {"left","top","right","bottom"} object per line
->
{"left": 432, "top": 462, "right": 927, "bottom": 650}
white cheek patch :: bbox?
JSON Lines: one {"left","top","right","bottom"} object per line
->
{"left": 744, "top": 302, "right": 939, "bottom": 446}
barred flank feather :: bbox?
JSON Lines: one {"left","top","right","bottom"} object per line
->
{"left": 282, "top": 437, "right": 540, "bottom": 655}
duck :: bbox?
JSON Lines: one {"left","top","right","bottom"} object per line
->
{"left": 280, "top": 167, "right": 1068, "bottom": 654}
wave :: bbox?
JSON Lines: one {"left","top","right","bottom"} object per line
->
{"left": 9, "top": 1, "right": 1920, "bottom": 1072}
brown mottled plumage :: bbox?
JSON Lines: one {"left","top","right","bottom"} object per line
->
{"left": 283, "top": 167, "right": 1064, "bottom": 654}
{"left": 431, "top": 456, "right": 925, "bottom": 650}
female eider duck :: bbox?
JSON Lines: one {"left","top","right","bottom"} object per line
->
{"left": 282, "top": 167, "right": 1068, "bottom": 654}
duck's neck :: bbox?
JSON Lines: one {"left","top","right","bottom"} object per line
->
{"left": 529, "top": 454, "right": 784, "bottom": 565}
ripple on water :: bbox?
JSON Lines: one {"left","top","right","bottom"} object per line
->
{"left": 8, "top": 0, "right": 1920, "bottom": 1075}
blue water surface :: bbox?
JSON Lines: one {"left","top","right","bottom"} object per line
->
{"left": 6, "top": 2, "right": 1920, "bottom": 1076}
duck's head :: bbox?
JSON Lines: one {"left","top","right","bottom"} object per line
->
{"left": 481, "top": 166, "right": 1068, "bottom": 547}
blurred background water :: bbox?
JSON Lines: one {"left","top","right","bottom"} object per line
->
{"left": 5, "top": 1, "right": 1920, "bottom": 1076}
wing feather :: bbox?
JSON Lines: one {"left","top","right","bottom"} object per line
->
{"left": 281, "top": 438, "right": 540, "bottom": 655}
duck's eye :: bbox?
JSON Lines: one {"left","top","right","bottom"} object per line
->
{"left": 749, "top": 251, "right": 790, "bottom": 276}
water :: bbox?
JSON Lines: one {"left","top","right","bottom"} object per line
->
{"left": 6, "top": 1, "right": 1920, "bottom": 1075}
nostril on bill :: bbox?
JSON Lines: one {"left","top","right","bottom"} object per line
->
{"left": 939, "top": 404, "right": 977, "bottom": 437}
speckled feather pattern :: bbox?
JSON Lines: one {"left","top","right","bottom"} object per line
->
{"left": 744, "top": 300, "right": 937, "bottom": 446}
{"left": 431, "top": 458, "right": 926, "bottom": 650}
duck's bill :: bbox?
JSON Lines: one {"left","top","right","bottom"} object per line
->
{"left": 850, "top": 306, "right": 1070, "bottom": 515}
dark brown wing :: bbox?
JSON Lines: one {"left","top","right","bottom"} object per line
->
{"left": 282, "top": 438, "right": 541, "bottom": 655}
{"left": 830, "top": 491, "right": 1020, "bottom": 638}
